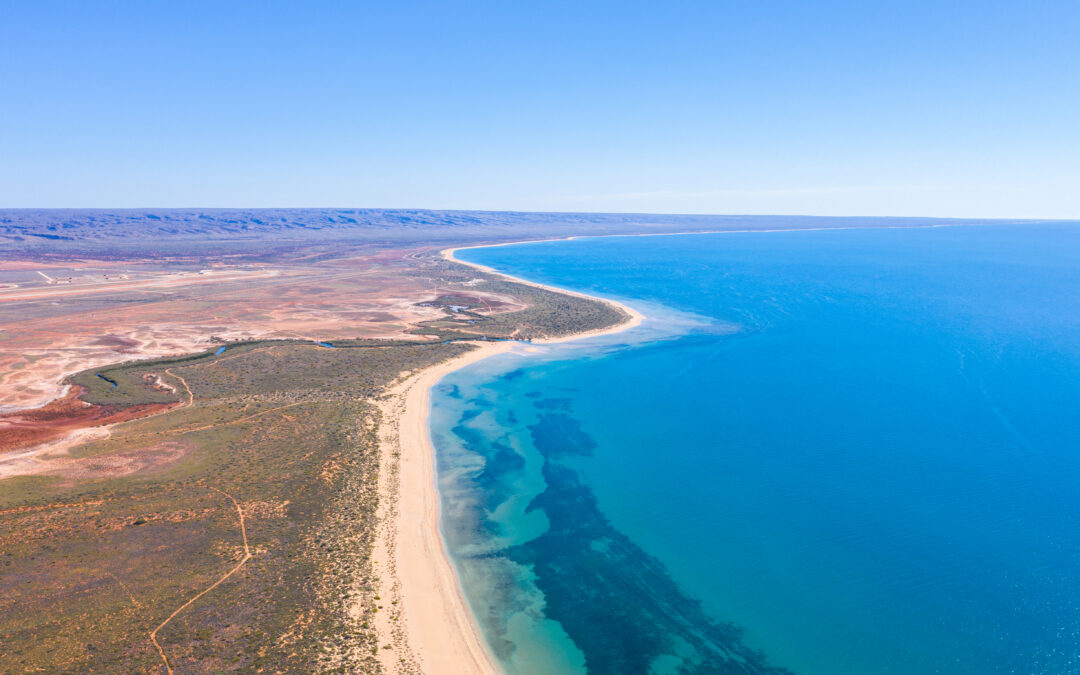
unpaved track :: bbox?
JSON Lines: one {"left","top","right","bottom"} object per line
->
{"left": 165, "top": 368, "right": 193, "bottom": 407}
{"left": 149, "top": 486, "right": 253, "bottom": 675}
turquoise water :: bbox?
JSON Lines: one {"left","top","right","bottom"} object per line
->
{"left": 431, "top": 224, "right": 1080, "bottom": 674}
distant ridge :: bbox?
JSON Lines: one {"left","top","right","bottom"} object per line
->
{"left": 0, "top": 208, "right": 1059, "bottom": 254}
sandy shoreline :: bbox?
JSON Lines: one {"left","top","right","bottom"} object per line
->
{"left": 372, "top": 245, "right": 644, "bottom": 673}
{"left": 442, "top": 245, "right": 644, "bottom": 340}
{"left": 373, "top": 342, "right": 513, "bottom": 674}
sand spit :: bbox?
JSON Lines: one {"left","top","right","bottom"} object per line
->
{"left": 441, "top": 245, "right": 644, "bottom": 341}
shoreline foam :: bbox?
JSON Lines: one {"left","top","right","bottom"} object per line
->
{"left": 374, "top": 245, "right": 644, "bottom": 672}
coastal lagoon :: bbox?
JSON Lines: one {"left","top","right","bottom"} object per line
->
{"left": 432, "top": 225, "right": 1080, "bottom": 674}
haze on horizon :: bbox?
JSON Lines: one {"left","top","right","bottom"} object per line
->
{"left": 2, "top": 1, "right": 1077, "bottom": 219}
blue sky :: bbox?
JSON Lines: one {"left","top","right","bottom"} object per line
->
{"left": 1, "top": 1, "right": 1077, "bottom": 217}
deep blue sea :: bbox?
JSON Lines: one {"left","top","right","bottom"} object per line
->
{"left": 431, "top": 224, "right": 1080, "bottom": 674}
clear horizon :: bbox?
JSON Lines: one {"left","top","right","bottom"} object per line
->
{"left": 2, "top": 206, "right": 1079, "bottom": 223}
{"left": 3, "top": 2, "right": 1078, "bottom": 218}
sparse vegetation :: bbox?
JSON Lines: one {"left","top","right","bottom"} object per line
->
{"left": 409, "top": 255, "right": 626, "bottom": 340}
{"left": 0, "top": 255, "right": 627, "bottom": 672}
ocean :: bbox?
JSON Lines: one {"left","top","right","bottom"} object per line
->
{"left": 430, "top": 224, "right": 1080, "bottom": 674}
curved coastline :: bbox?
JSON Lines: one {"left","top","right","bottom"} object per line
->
{"left": 380, "top": 244, "right": 644, "bottom": 673}
{"left": 442, "top": 244, "right": 645, "bottom": 341}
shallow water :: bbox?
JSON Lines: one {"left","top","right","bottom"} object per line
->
{"left": 433, "top": 223, "right": 1080, "bottom": 674}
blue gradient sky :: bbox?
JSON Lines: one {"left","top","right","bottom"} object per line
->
{"left": 2, "top": 1, "right": 1077, "bottom": 217}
